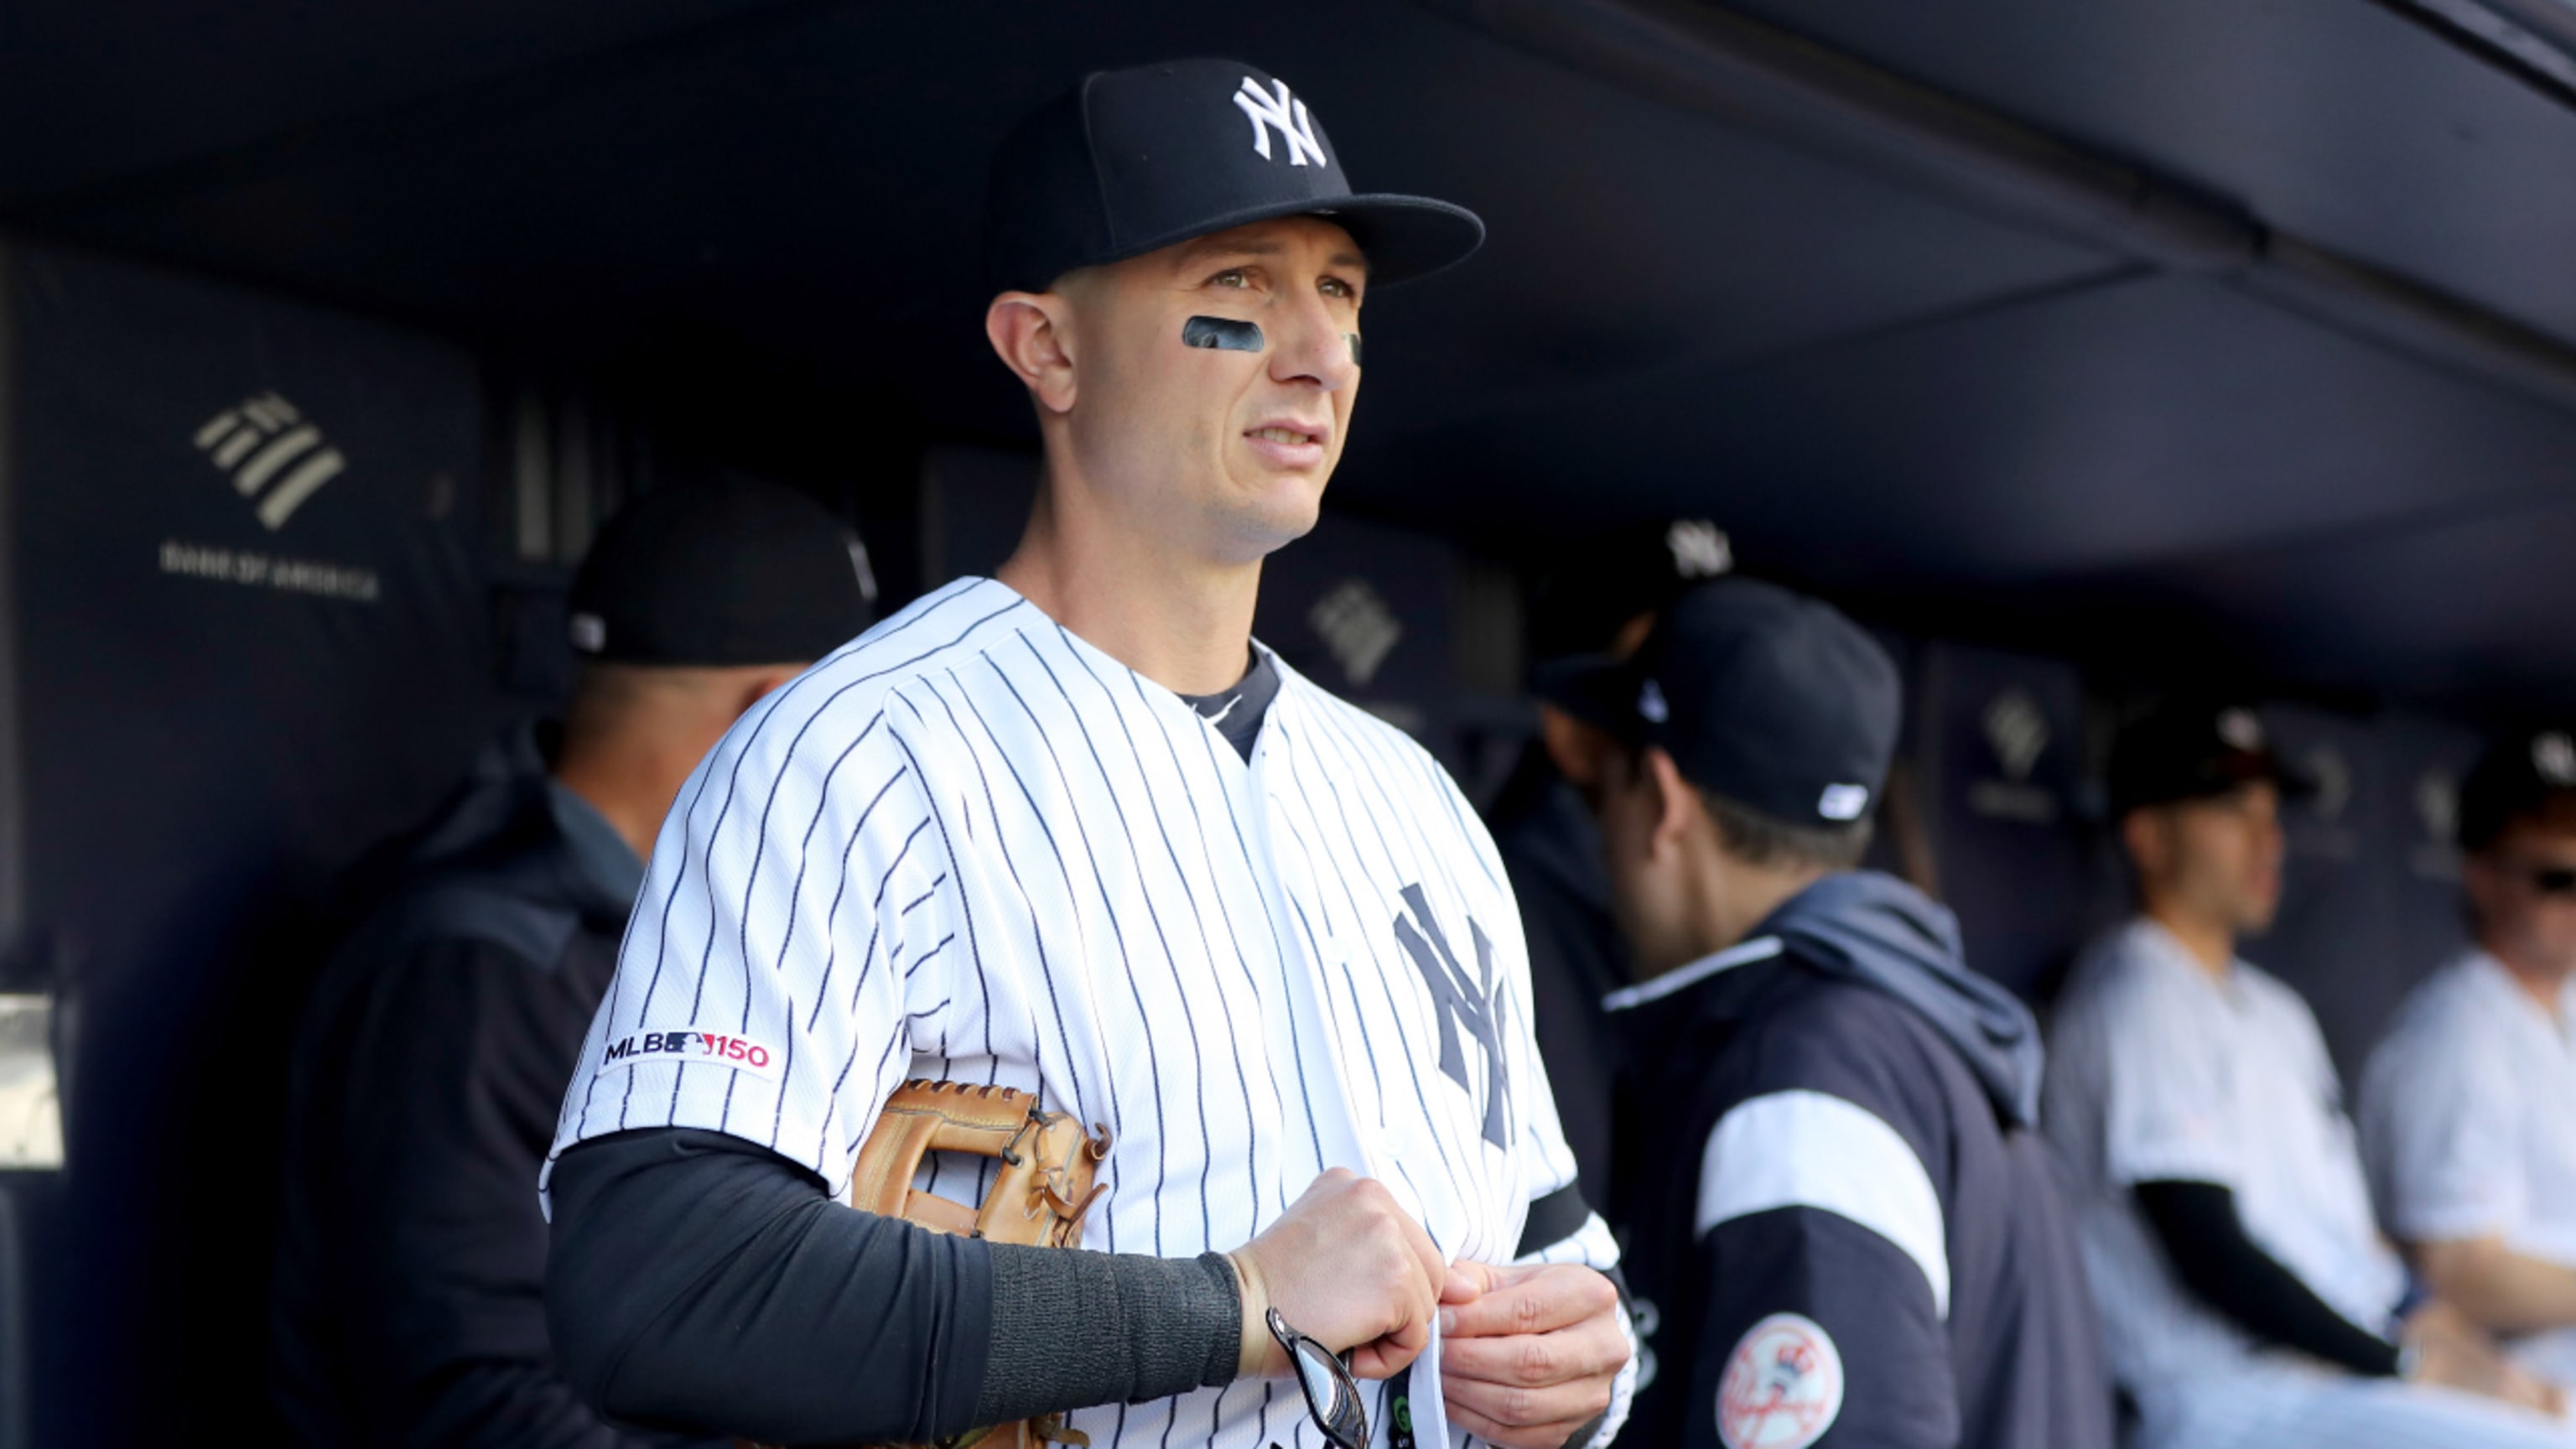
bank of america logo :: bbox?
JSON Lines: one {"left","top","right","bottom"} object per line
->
{"left": 193, "top": 392, "right": 346, "bottom": 530}
{"left": 1310, "top": 578, "right": 1401, "bottom": 687}
{"left": 1982, "top": 688, "right": 2049, "bottom": 782}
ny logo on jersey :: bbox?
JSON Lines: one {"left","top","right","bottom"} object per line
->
{"left": 1232, "top": 75, "right": 1329, "bottom": 168}
{"left": 1392, "top": 883, "right": 1511, "bottom": 1147}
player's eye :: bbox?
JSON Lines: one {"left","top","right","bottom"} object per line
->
{"left": 1208, "top": 267, "right": 1253, "bottom": 290}
{"left": 1319, "top": 275, "right": 1357, "bottom": 301}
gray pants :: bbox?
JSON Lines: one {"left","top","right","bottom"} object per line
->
{"left": 2142, "top": 1367, "right": 2575, "bottom": 1449}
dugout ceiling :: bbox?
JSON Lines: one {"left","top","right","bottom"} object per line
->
{"left": 5, "top": 0, "right": 2576, "bottom": 715}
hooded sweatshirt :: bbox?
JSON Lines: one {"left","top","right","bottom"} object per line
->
{"left": 1603, "top": 870, "right": 2109, "bottom": 1449}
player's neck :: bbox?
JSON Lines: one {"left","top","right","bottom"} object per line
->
{"left": 553, "top": 729, "right": 721, "bottom": 866}
{"left": 1639, "top": 854, "right": 1825, "bottom": 979}
{"left": 2480, "top": 938, "right": 2573, "bottom": 1019}
{"left": 2142, "top": 901, "right": 2236, "bottom": 980}
{"left": 996, "top": 480, "right": 1262, "bottom": 696}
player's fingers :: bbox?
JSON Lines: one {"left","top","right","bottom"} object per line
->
{"left": 1442, "top": 1387, "right": 1601, "bottom": 1449}
{"left": 1439, "top": 1263, "right": 1618, "bottom": 1339}
{"left": 1347, "top": 1327, "right": 1428, "bottom": 1381}
{"left": 1394, "top": 1206, "right": 1446, "bottom": 1299}
{"left": 1439, "top": 1317, "right": 1628, "bottom": 1388}
{"left": 1440, "top": 1258, "right": 1493, "bottom": 1305}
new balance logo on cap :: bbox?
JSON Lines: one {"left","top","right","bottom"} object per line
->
{"left": 1233, "top": 75, "right": 1328, "bottom": 167}
{"left": 1818, "top": 784, "right": 1871, "bottom": 821}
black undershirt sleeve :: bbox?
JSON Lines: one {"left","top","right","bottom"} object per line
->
{"left": 544, "top": 1128, "right": 1240, "bottom": 1446}
{"left": 2132, "top": 1179, "right": 2401, "bottom": 1377}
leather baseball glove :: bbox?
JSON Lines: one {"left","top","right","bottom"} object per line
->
{"left": 746, "top": 1080, "right": 1111, "bottom": 1449}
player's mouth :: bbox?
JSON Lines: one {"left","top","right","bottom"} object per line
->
{"left": 1244, "top": 419, "right": 1330, "bottom": 469}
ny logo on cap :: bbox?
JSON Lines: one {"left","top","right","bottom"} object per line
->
{"left": 1665, "top": 519, "right": 1732, "bottom": 579}
{"left": 2535, "top": 731, "right": 2576, "bottom": 786}
{"left": 1233, "top": 75, "right": 1328, "bottom": 168}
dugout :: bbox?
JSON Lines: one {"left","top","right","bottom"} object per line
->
{"left": 8, "top": 0, "right": 2576, "bottom": 1440}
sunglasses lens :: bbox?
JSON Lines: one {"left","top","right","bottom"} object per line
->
{"left": 1294, "top": 1342, "right": 1345, "bottom": 1416}
{"left": 1267, "top": 1309, "right": 1368, "bottom": 1446}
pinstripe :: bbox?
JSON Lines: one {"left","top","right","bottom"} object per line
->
{"left": 1019, "top": 629, "right": 1218, "bottom": 1252}
{"left": 1275, "top": 718, "right": 1487, "bottom": 1215}
{"left": 937, "top": 662, "right": 1130, "bottom": 1248}
{"left": 1072, "top": 641, "right": 1270, "bottom": 1244}
{"left": 1325, "top": 706, "right": 1520, "bottom": 1211}
{"left": 1208, "top": 719, "right": 1328, "bottom": 1182}
{"left": 980, "top": 647, "right": 1166, "bottom": 1253}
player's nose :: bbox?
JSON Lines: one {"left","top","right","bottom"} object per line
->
{"left": 1267, "top": 288, "right": 1359, "bottom": 393}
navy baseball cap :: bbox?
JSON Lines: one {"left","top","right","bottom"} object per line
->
{"left": 2457, "top": 727, "right": 2576, "bottom": 853}
{"left": 568, "top": 477, "right": 877, "bottom": 667}
{"left": 985, "top": 58, "right": 1485, "bottom": 293}
{"left": 2105, "top": 700, "right": 2310, "bottom": 818}
{"left": 1528, "top": 518, "right": 1735, "bottom": 665}
{"left": 1534, "top": 579, "right": 1903, "bottom": 829}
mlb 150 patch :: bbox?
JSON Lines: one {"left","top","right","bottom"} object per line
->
{"left": 596, "top": 1027, "right": 784, "bottom": 1082}
{"left": 1717, "top": 1312, "right": 1844, "bottom": 1449}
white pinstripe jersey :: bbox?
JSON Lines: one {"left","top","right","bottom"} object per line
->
{"left": 2044, "top": 918, "right": 2405, "bottom": 1406}
{"left": 545, "top": 576, "right": 1624, "bottom": 1448}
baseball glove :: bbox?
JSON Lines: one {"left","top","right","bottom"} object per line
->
{"left": 747, "top": 1079, "right": 1111, "bottom": 1449}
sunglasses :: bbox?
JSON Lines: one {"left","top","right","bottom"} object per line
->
{"left": 1267, "top": 1307, "right": 1369, "bottom": 1449}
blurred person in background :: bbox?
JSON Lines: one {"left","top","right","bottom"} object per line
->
{"left": 1486, "top": 517, "right": 1732, "bottom": 1207}
{"left": 1544, "top": 579, "right": 2111, "bottom": 1449}
{"left": 2362, "top": 728, "right": 2576, "bottom": 1389}
{"left": 272, "top": 478, "right": 875, "bottom": 1448}
{"left": 2046, "top": 701, "right": 2571, "bottom": 1449}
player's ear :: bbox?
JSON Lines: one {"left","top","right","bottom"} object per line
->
{"left": 2120, "top": 808, "right": 2165, "bottom": 881}
{"left": 1540, "top": 705, "right": 1613, "bottom": 790}
{"left": 2460, "top": 850, "right": 2506, "bottom": 929}
{"left": 724, "top": 665, "right": 805, "bottom": 723}
{"left": 1642, "top": 747, "right": 1697, "bottom": 860}
{"left": 985, "top": 290, "right": 1079, "bottom": 415}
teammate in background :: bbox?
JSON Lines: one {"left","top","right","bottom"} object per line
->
{"left": 540, "top": 60, "right": 1632, "bottom": 1449}
{"left": 1486, "top": 518, "right": 1732, "bottom": 1204}
{"left": 2045, "top": 701, "right": 2572, "bottom": 1449}
{"left": 273, "top": 478, "right": 875, "bottom": 1448}
{"left": 1540, "top": 579, "right": 2111, "bottom": 1449}
{"left": 2361, "top": 729, "right": 2576, "bottom": 1388}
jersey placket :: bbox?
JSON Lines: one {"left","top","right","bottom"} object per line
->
{"left": 1242, "top": 695, "right": 1461, "bottom": 1449}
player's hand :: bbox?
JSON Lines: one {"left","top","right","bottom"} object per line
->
{"left": 1436, "top": 1260, "right": 1629, "bottom": 1449}
{"left": 2402, "top": 1301, "right": 2568, "bottom": 1417}
{"left": 1226, "top": 1168, "right": 1446, "bottom": 1381}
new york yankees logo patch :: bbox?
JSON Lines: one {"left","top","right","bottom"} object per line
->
{"left": 1393, "top": 884, "right": 1511, "bottom": 1147}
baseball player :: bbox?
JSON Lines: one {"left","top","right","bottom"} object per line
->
{"left": 1485, "top": 519, "right": 1732, "bottom": 1207}
{"left": 273, "top": 478, "right": 874, "bottom": 1447}
{"left": 2360, "top": 729, "right": 2576, "bottom": 1388}
{"left": 539, "top": 59, "right": 1633, "bottom": 1449}
{"left": 2045, "top": 701, "right": 2572, "bottom": 1449}
{"left": 1537, "top": 579, "right": 2112, "bottom": 1449}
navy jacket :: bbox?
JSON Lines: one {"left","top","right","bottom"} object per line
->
{"left": 272, "top": 727, "right": 706, "bottom": 1449}
{"left": 1607, "top": 872, "right": 2111, "bottom": 1449}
